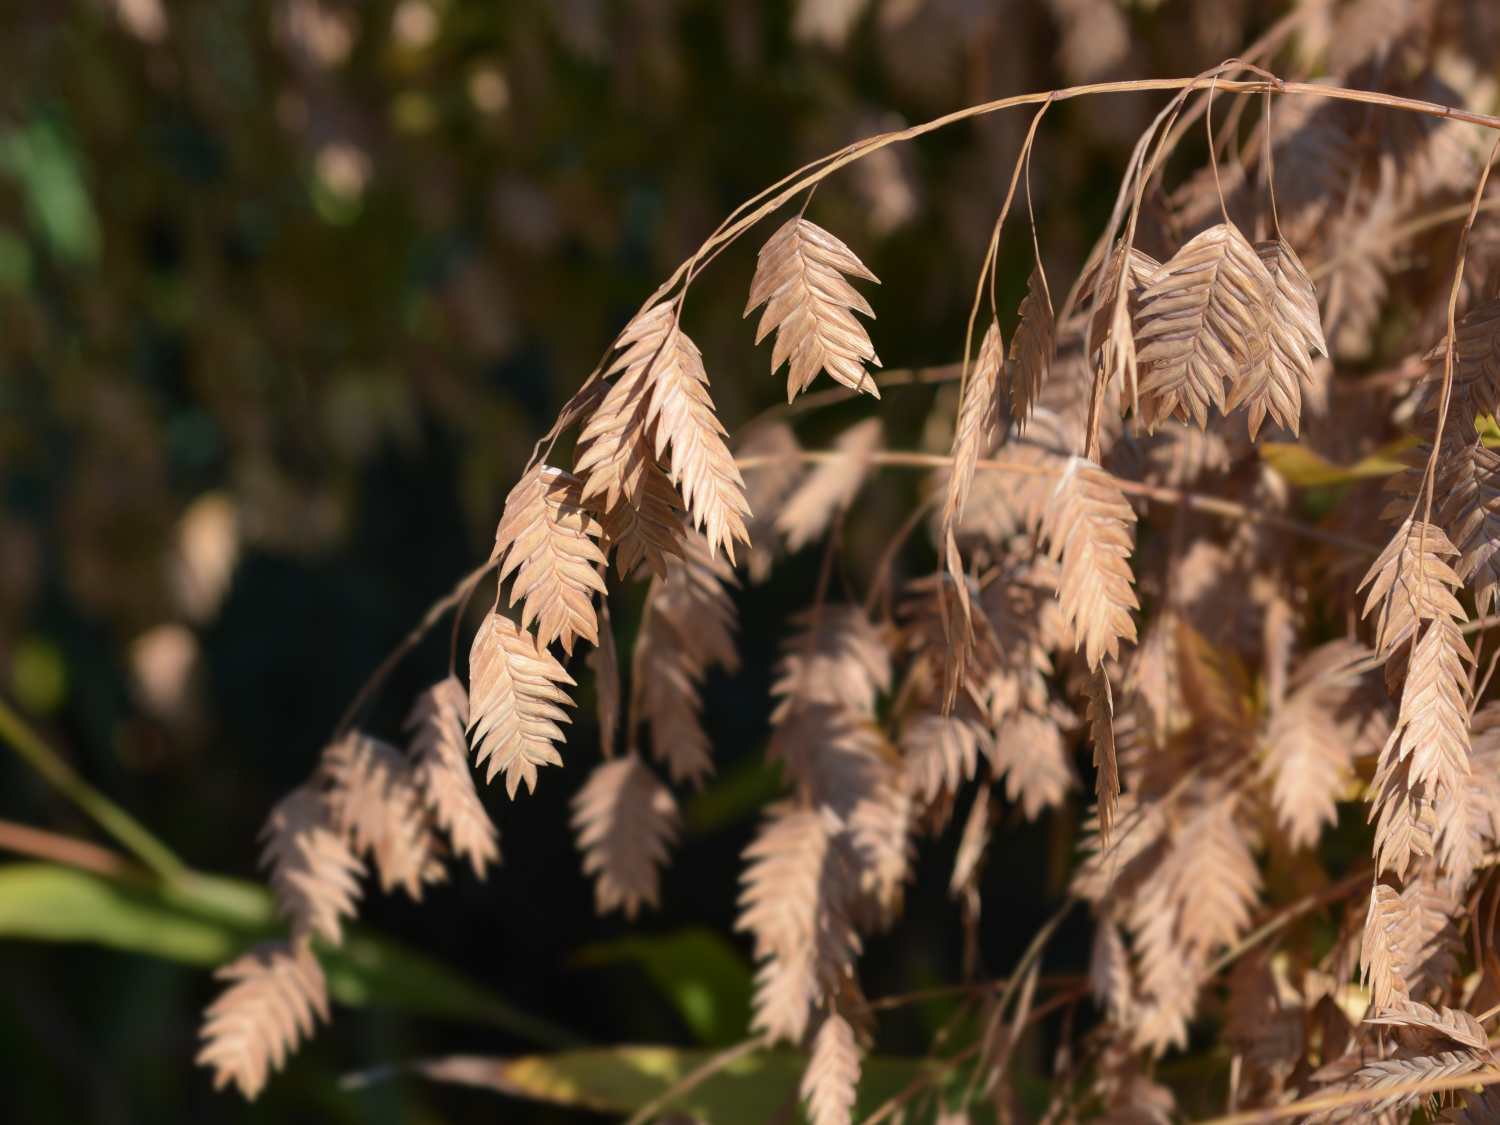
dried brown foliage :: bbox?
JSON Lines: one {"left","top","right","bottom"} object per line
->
{"left": 491, "top": 465, "right": 608, "bottom": 655}
{"left": 1226, "top": 238, "right": 1328, "bottom": 439}
{"left": 258, "top": 787, "right": 364, "bottom": 946}
{"left": 571, "top": 753, "right": 679, "bottom": 919}
{"left": 201, "top": 22, "right": 1500, "bottom": 1123}
{"left": 468, "top": 611, "right": 576, "bottom": 798}
{"left": 635, "top": 530, "right": 740, "bottom": 786}
{"left": 197, "top": 942, "right": 328, "bottom": 1100}
{"left": 943, "top": 319, "right": 1006, "bottom": 532}
{"left": 1135, "top": 222, "right": 1274, "bottom": 431}
{"left": 321, "top": 732, "right": 446, "bottom": 898}
{"left": 1040, "top": 457, "right": 1138, "bottom": 671}
{"left": 405, "top": 677, "right": 500, "bottom": 878}
{"left": 801, "top": 1010, "right": 862, "bottom": 1125}
{"left": 1008, "top": 268, "right": 1056, "bottom": 430}
{"left": 737, "top": 802, "right": 860, "bottom": 1043}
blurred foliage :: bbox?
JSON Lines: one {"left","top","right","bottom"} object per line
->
{"left": 0, "top": 0, "right": 1299, "bottom": 1121}
{"left": 354, "top": 1044, "right": 947, "bottom": 1121}
{"left": 574, "top": 929, "right": 753, "bottom": 1046}
{"left": 0, "top": 860, "right": 573, "bottom": 1041}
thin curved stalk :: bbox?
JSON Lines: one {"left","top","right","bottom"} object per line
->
{"left": 333, "top": 557, "right": 496, "bottom": 739}
{"left": 528, "top": 71, "right": 1500, "bottom": 474}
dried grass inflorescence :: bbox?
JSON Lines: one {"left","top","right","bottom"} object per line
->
{"left": 200, "top": 18, "right": 1500, "bottom": 1120}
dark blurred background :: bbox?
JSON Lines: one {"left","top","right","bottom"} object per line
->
{"left": 0, "top": 1, "right": 1287, "bottom": 1120}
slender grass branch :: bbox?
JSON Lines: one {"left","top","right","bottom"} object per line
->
{"left": 530, "top": 68, "right": 1500, "bottom": 474}
{"left": 1192, "top": 1065, "right": 1500, "bottom": 1124}
{"left": 0, "top": 816, "right": 140, "bottom": 879}
{"left": 736, "top": 447, "right": 1378, "bottom": 555}
{"left": 334, "top": 556, "right": 497, "bottom": 739}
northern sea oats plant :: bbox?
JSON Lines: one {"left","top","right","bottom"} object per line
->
{"left": 193, "top": 5, "right": 1500, "bottom": 1120}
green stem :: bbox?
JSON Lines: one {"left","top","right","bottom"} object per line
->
{"left": 0, "top": 696, "right": 186, "bottom": 882}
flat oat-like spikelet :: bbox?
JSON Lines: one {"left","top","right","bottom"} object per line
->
{"left": 597, "top": 452, "right": 687, "bottom": 581}
{"left": 1398, "top": 302, "right": 1500, "bottom": 614}
{"left": 1039, "top": 457, "right": 1139, "bottom": 670}
{"left": 801, "top": 1010, "right": 861, "bottom": 1125}
{"left": 1359, "top": 520, "right": 1472, "bottom": 878}
{"left": 1361, "top": 882, "right": 1412, "bottom": 1012}
{"left": 1125, "top": 787, "right": 1260, "bottom": 1054}
{"left": 771, "top": 704, "right": 912, "bottom": 929}
{"left": 1134, "top": 222, "right": 1273, "bottom": 430}
{"left": 1464, "top": 702, "right": 1500, "bottom": 848}
{"left": 634, "top": 532, "right": 740, "bottom": 785}
{"left": 1262, "top": 641, "right": 1380, "bottom": 849}
{"left": 1450, "top": 297, "right": 1500, "bottom": 418}
{"left": 776, "top": 417, "right": 883, "bottom": 552}
{"left": 468, "top": 612, "right": 576, "bottom": 798}
{"left": 405, "top": 677, "right": 500, "bottom": 878}
{"left": 1222, "top": 238, "right": 1327, "bottom": 439}
{"left": 630, "top": 302, "right": 752, "bottom": 560}
{"left": 989, "top": 709, "right": 1075, "bottom": 820}
{"left": 977, "top": 560, "right": 1061, "bottom": 723}
{"left": 490, "top": 465, "right": 607, "bottom": 655}
{"left": 1309, "top": 1049, "right": 1490, "bottom": 1123}
{"left": 1394, "top": 616, "right": 1473, "bottom": 864}
{"left": 1370, "top": 753, "right": 1437, "bottom": 882}
{"left": 1082, "top": 244, "right": 1159, "bottom": 357}
{"left": 574, "top": 337, "right": 658, "bottom": 514}
{"left": 649, "top": 531, "right": 741, "bottom": 673}
{"left": 635, "top": 639, "right": 714, "bottom": 787}
{"left": 1127, "top": 884, "right": 1203, "bottom": 1055}
{"left": 574, "top": 315, "right": 688, "bottom": 579}
{"left": 1365, "top": 1000, "right": 1488, "bottom": 1051}
{"left": 935, "top": 371, "right": 1091, "bottom": 552}
{"left": 937, "top": 436, "right": 1057, "bottom": 551}
{"left": 1072, "top": 791, "right": 1169, "bottom": 905}
{"left": 942, "top": 319, "right": 1004, "bottom": 530}
{"left": 1359, "top": 519, "right": 1465, "bottom": 662}
{"left": 745, "top": 217, "right": 882, "bottom": 402}
{"left": 737, "top": 801, "right": 861, "bottom": 1043}
{"left": 1165, "top": 792, "right": 1261, "bottom": 951}
{"left": 1400, "top": 873, "right": 1462, "bottom": 1001}
{"left": 571, "top": 754, "right": 679, "bottom": 919}
{"left": 772, "top": 604, "right": 892, "bottom": 721}
{"left": 196, "top": 941, "right": 329, "bottom": 1100}
{"left": 1086, "top": 668, "right": 1120, "bottom": 845}
{"left": 258, "top": 786, "right": 364, "bottom": 945}
{"left": 1008, "top": 267, "right": 1055, "bottom": 430}
{"left": 321, "top": 733, "right": 445, "bottom": 898}
{"left": 736, "top": 420, "right": 804, "bottom": 583}
{"left": 1433, "top": 439, "right": 1500, "bottom": 616}
{"left": 900, "top": 569, "right": 999, "bottom": 713}
{"left": 899, "top": 711, "right": 988, "bottom": 804}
